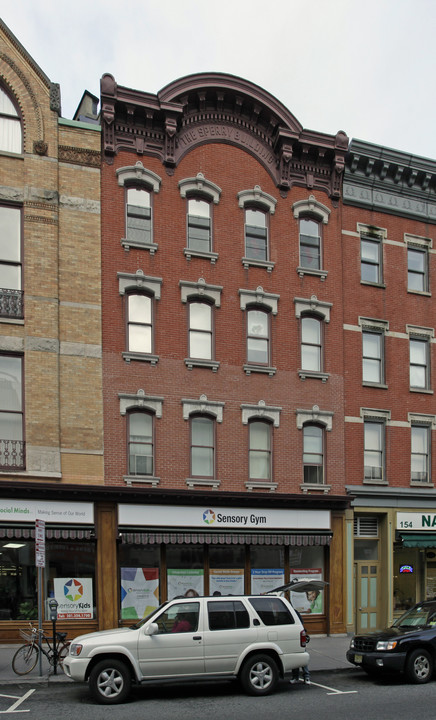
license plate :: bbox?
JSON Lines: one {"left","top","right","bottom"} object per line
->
{"left": 354, "top": 654, "right": 363, "bottom": 663}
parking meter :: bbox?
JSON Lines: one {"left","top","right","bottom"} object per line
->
{"left": 48, "top": 598, "right": 58, "bottom": 621}
{"left": 48, "top": 599, "right": 59, "bottom": 674}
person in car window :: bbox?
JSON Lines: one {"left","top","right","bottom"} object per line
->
{"left": 172, "top": 613, "right": 192, "bottom": 633}
{"left": 184, "top": 588, "right": 199, "bottom": 597}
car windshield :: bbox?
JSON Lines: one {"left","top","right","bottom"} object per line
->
{"left": 393, "top": 604, "right": 436, "bottom": 630}
{"left": 129, "top": 602, "right": 169, "bottom": 629}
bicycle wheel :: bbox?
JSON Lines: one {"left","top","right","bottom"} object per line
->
{"left": 57, "top": 642, "right": 70, "bottom": 668}
{"left": 12, "top": 644, "right": 39, "bottom": 675}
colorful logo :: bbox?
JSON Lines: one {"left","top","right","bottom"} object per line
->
{"left": 64, "top": 578, "right": 84, "bottom": 602}
{"left": 203, "top": 509, "right": 215, "bottom": 525}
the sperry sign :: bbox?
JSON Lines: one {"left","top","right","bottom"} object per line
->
{"left": 397, "top": 512, "right": 436, "bottom": 530}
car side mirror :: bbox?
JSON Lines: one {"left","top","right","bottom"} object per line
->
{"left": 144, "top": 622, "right": 159, "bottom": 636}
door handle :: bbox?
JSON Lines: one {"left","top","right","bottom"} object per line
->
{"left": 193, "top": 636, "right": 202, "bottom": 640}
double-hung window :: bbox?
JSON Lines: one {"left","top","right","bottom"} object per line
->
{"left": 0, "top": 204, "right": 22, "bottom": 319}
{"left": 190, "top": 415, "right": 215, "bottom": 479}
{"left": 361, "top": 235, "right": 383, "bottom": 284}
{"left": 408, "top": 247, "right": 428, "bottom": 292}
{"left": 409, "top": 337, "right": 430, "bottom": 390}
{"left": 187, "top": 198, "right": 211, "bottom": 253}
{"left": 363, "top": 331, "right": 383, "bottom": 384}
{"left": 303, "top": 424, "right": 324, "bottom": 484}
{"left": 299, "top": 218, "right": 321, "bottom": 270}
{"left": 244, "top": 208, "right": 268, "bottom": 261}
{"left": 247, "top": 308, "right": 270, "bottom": 365}
{"left": 127, "top": 293, "right": 152, "bottom": 354}
{"left": 128, "top": 411, "right": 154, "bottom": 477}
{"left": 0, "top": 86, "right": 22, "bottom": 153}
{"left": 411, "top": 424, "right": 430, "bottom": 484}
{"left": 301, "top": 315, "right": 322, "bottom": 372}
{"left": 0, "top": 354, "right": 24, "bottom": 470}
{"left": 249, "top": 420, "right": 272, "bottom": 481}
{"left": 189, "top": 301, "right": 213, "bottom": 360}
{"left": 364, "top": 421, "right": 384, "bottom": 482}
{"left": 126, "top": 187, "right": 152, "bottom": 245}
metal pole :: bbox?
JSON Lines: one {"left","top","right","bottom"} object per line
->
{"left": 37, "top": 566, "right": 43, "bottom": 677}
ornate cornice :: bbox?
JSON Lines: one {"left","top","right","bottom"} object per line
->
{"left": 58, "top": 145, "right": 101, "bottom": 167}
{"left": 101, "top": 72, "right": 348, "bottom": 200}
{"left": 344, "top": 139, "right": 436, "bottom": 223}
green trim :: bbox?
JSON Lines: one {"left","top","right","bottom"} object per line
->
{"left": 400, "top": 533, "right": 436, "bottom": 548}
{"left": 58, "top": 118, "right": 101, "bottom": 131}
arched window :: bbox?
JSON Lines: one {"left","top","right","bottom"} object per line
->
{"left": 249, "top": 420, "right": 272, "bottom": 481}
{"left": 247, "top": 307, "right": 270, "bottom": 365}
{"left": 127, "top": 292, "right": 152, "bottom": 354}
{"left": 0, "top": 86, "right": 22, "bottom": 153}
{"left": 303, "top": 424, "right": 324, "bottom": 484}
{"left": 126, "top": 187, "right": 152, "bottom": 245}
{"left": 188, "top": 301, "right": 213, "bottom": 360}
{"left": 128, "top": 411, "right": 154, "bottom": 476}
{"left": 301, "top": 315, "right": 322, "bottom": 372}
{"left": 245, "top": 207, "right": 268, "bottom": 261}
{"left": 190, "top": 415, "right": 215, "bottom": 478}
{"left": 299, "top": 218, "right": 321, "bottom": 270}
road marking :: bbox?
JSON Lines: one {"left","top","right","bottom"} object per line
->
{"left": 0, "top": 689, "right": 35, "bottom": 713}
{"left": 310, "top": 680, "right": 358, "bottom": 695}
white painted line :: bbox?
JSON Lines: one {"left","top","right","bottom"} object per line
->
{"left": 310, "top": 680, "right": 358, "bottom": 695}
{"left": 0, "top": 688, "right": 35, "bottom": 713}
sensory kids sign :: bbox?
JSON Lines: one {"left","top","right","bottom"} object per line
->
{"left": 120, "top": 568, "right": 159, "bottom": 619}
{"left": 53, "top": 577, "right": 93, "bottom": 619}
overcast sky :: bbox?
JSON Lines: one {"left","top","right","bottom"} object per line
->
{"left": 1, "top": 0, "right": 435, "bottom": 159}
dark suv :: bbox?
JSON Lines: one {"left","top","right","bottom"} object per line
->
{"left": 347, "top": 600, "right": 436, "bottom": 683}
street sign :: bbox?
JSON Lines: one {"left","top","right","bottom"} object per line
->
{"left": 35, "top": 518, "right": 45, "bottom": 568}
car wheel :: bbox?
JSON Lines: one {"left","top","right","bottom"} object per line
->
{"left": 89, "top": 659, "right": 131, "bottom": 704}
{"left": 405, "top": 649, "right": 433, "bottom": 684}
{"left": 240, "top": 654, "right": 279, "bottom": 696}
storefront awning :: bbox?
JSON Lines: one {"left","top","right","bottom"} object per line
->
{"left": 120, "top": 531, "right": 332, "bottom": 546}
{"left": 0, "top": 527, "right": 94, "bottom": 540}
{"left": 400, "top": 533, "right": 436, "bottom": 548}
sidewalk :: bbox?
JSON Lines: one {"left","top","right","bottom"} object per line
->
{"left": 0, "top": 634, "right": 355, "bottom": 685}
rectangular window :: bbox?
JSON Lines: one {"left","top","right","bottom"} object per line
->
{"left": 363, "top": 331, "right": 383, "bottom": 384}
{"left": 191, "top": 416, "right": 214, "bottom": 478}
{"left": 126, "top": 187, "right": 152, "bottom": 245}
{"left": 128, "top": 412, "right": 153, "bottom": 476}
{"left": 303, "top": 425, "right": 324, "bottom": 484}
{"left": 187, "top": 198, "right": 211, "bottom": 252}
{"left": 189, "top": 302, "right": 212, "bottom": 359}
{"left": 249, "top": 421, "right": 271, "bottom": 480}
{"left": 361, "top": 237, "right": 382, "bottom": 284}
{"left": 408, "top": 247, "right": 428, "bottom": 292}
{"left": 127, "top": 294, "right": 152, "bottom": 354}
{"left": 247, "top": 309, "right": 269, "bottom": 364}
{"left": 410, "top": 338, "right": 429, "bottom": 389}
{"left": 364, "top": 421, "right": 384, "bottom": 482}
{"left": 411, "top": 425, "right": 430, "bottom": 483}
{"left": 301, "top": 316, "right": 322, "bottom": 372}
{"left": 0, "top": 205, "right": 22, "bottom": 318}
{"left": 299, "top": 218, "right": 321, "bottom": 270}
{"left": 245, "top": 208, "right": 268, "bottom": 261}
{"left": 0, "top": 354, "right": 24, "bottom": 470}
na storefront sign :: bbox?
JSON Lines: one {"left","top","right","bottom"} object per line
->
{"left": 397, "top": 512, "right": 436, "bottom": 530}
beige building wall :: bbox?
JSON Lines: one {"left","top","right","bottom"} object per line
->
{"left": 0, "top": 20, "right": 103, "bottom": 486}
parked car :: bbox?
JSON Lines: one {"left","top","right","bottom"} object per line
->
{"left": 347, "top": 600, "right": 436, "bottom": 683}
{"left": 63, "top": 593, "right": 309, "bottom": 704}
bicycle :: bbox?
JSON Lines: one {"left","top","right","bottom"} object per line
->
{"left": 12, "top": 622, "right": 70, "bottom": 675}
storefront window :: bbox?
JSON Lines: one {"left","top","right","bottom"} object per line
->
{"left": 250, "top": 546, "right": 284, "bottom": 594}
{"left": 289, "top": 546, "right": 325, "bottom": 615}
{"left": 118, "top": 545, "right": 160, "bottom": 621}
{"left": 209, "top": 545, "right": 245, "bottom": 595}
{"left": 393, "top": 545, "right": 425, "bottom": 612}
{"left": 0, "top": 540, "right": 36, "bottom": 620}
{"left": 167, "top": 545, "right": 204, "bottom": 599}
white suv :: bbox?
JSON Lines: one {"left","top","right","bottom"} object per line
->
{"left": 63, "top": 594, "right": 309, "bottom": 704}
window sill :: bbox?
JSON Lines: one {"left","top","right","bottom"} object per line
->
{"left": 185, "top": 358, "right": 220, "bottom": 372}
{"left": 363, "top": 478, "right": 388, "bottom": 485}
{"left": 123, "top": 352, "right": 159, "bottom": 366}
{"left": 298, "top": 370, "right": 329, "bottom": 382}
{"left": 362, "top": 382, "right": 388, "bottom": 389}
{"left": 244, "top": 364, "right": 276, "bottom": 376}
{"left": 301, "top": 483, "right": 331, "bottom": 494}
{"left": 407, "top": 289, "right": 431, "bottom": 297}
{"left": 0, "top": 316, "right": 24, "bottom": 325}
{"left": 245, "top": 481, "right": 278, "bottom": 492}
{"left": 184, "top": 248, "right": 218, "bottom": 264}
{"left": 186, "top": 478, "right": 221, "bottom": 489}
{"left": 242, "top": 257, "right": 275, "bottom": 273}
{"left": 123, "top": 475, "right": 160, "bottom": 487}
{"left": 297, "top": 266, "right": 328, "bottom": 281}
{"left": 410, "top": 387, "right": 434, "bottom": 394}
{"left": 410, "top": 480, "right": 434, "bottom": 488}
{"left": 360, "top": 280, "right": 386, "bottom": 289}
{"left": 121, "top": 238, "right": 158, "bottom": 255}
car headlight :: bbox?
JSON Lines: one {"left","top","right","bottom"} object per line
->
{"left": 70, "top": 643, "right": 83, "bottom": 656}
{"left": 376, "top": 640, "right": 398, "bottom": 651}
{"left": 350, "top": 638, "right": 355, "bottom": 648}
